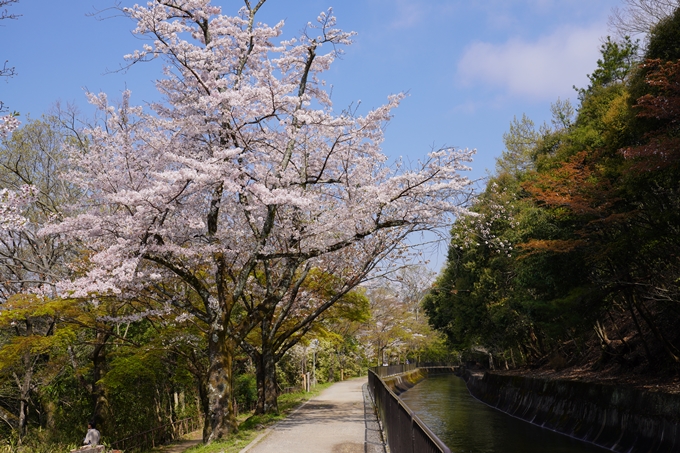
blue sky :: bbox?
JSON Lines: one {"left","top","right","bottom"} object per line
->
{"left": 0, "top": 0, "right": 623, "bottom": 266}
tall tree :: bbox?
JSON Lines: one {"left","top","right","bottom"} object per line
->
{"left": 50, "top": 1, "right": 474, "bottom": 441}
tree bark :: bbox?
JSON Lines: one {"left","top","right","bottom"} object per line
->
{"left": 631, "top": 293, "right": 680, "bottom": 362}
{"left": 624, "top": 293, "right": 654, "bottom": 363}
{"left": 17, "top": 357, "right": 31, "bottom": 439}
{"left": 90, "top": 331, "right": 110, "bottom": 427}
{"left": 261, "top": 346, "right": 278, "bottom": 414}
{"left": 205, "top": 330, "right": 237, "bottom": 442}
{"left": 253, "top": 340, "right": 279, "bottom": 415}
{"left": 15, "top": 320, "right": 35, "bottom": 441}
{"left": 254, "top": 351, "right": 264, "bottom": 415}
{"left": 196, "top": 373, "right": 211, "bottom": 441}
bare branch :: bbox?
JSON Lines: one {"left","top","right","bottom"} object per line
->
{"left": 609, "top": 0, "right": 680, "bottom": 39}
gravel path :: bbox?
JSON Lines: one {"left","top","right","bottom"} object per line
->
{"left": 240, "top": 377, "right": 386, "bottom": 453}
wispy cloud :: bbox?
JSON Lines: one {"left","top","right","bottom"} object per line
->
{"left": 389, "top": 0, "right": 427, "bottom": 29}
{"left": 456, "top": 22, "right": 606, "bottom": 101}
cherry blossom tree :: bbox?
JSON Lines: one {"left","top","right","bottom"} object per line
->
{"left": 49, "top": 0, "right": 474, "bottom": 441}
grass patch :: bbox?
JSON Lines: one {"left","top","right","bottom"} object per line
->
{"left": 172, "top": 383, "right": 333, "bottom": 453}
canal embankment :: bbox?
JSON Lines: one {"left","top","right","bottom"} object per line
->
{"left": 380, "top": 366, "right": 458, "bottom": 395}
{"left": 462, "top": 369, "right": 680, "bottom": 452}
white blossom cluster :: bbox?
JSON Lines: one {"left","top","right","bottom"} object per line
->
{"left": 99, "top": 304, "right": 173, "bottom": 323}
{"left": 0, "top": 185, "right": 37, "bottom": 231}
{"left": 452, "top": 184, "right": 517, "bottom": 257}
{"left": 0, "top": 114, "right": 19, "bottom": 138}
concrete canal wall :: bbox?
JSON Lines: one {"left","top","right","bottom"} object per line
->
{"left": 381, "top": 366, "right": 458, "bottom": 395}
{"left": 463, "top": 370, "right": 680, "bottom": 452}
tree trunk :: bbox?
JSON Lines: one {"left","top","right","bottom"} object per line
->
{"left": 205, "top": 330, "right": 237, "bottom": 442}
{"left": 16, "top": 329, "right": 34, "bottom": 442}
{"left": 17, "top": 363, "right": 30, "bottom": 439}
{"left": 328, "top": 359, "right": 335, "bottom": 383}
{"left": 625, "top": 294, "right": 654, "bottom": 363}
{"left": 254, "top": 342, "right": 279, "bottom": 415}
{"left": 262, "top": 346, "right": 278, "bottom": 414}
{"left": 196, "top": 375, "right": 211, "bottom": 441}
{"left": 254, "top": 350, "right": 264, "bottom": 415}
{"left": 631, "top": 293, "right": 680, "bottom": 362}
{"left": 91, "top": 331, "right": 109, "bottom": 427}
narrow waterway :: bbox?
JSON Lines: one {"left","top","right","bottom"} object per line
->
{"left": 398, "top": 374, "right": 608, "bottom": 453}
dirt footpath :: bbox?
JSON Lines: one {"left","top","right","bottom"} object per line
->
{"left": 153, "top": 430, "right": 202, "bottom": 453}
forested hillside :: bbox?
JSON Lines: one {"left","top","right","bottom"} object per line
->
{"left": 424, "top": 8, "right": 680, "bottom": 380}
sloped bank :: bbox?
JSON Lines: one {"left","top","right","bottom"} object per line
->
{"left": 381, "top": 366, "right": 458, "bottom": 395}
{"left": 462, "top": 369, "right": 680, "bottom": 452}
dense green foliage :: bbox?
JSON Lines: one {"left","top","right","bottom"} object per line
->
{"left": 425, "top": 16, "right": 680, "bottom": 373}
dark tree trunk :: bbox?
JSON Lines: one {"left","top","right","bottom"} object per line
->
{"left": 196, "top": 377, "right": 211, "bottom": 441}
{"left": 16, "top": 319, "right": 35, "bottom": 442}
{"left": 624, "top": 293, "right": 654, "bottom": 363}
{"left": 205, "top": 330, "right": 237, "bottom": 442}
{"left": 17, "top": 355, "right": 31, "bottom": 440}
{"left": 262, "top": 346, "right": 278, "bottom": 414}
{"left": 631, "top": 293, "right": 680, "bottom": 362}
{"left": 90, "top": 331, "right": 110, "bottom": 427}
{"left": 254, "top": 350, "right": 264, "bottom": 415}
{"left": 254, "top": 342, "right": 279, "bottom": 415}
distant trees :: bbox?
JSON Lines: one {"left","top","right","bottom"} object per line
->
{"left": 0, "top": 115, "right": 80, "bottom": 439}
{"left": 241, "top": 271, "right": 370, "bottom": 415}
{"left": 361, "top": 266, "right": 448, "bottom": 366}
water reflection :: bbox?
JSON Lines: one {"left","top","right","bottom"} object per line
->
{"left": 398, "top": 374, "right": 607, "bottom": 453}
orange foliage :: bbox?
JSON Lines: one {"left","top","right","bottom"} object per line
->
{"left": 522, "top": 150, "right": 615, "bottom": 218}
{"left": 518, "top": 238, "right": 587, "bottom": 256}
{"left": 623, "top": 59, "right": 680, "bottom": 171}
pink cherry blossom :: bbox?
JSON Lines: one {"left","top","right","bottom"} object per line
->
{"left": 48, "top": 1, "right": 476, "bottom": 440}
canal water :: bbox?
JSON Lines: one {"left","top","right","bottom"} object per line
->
{"left": 398, "top": 374, "right": 608, "bottom": 453}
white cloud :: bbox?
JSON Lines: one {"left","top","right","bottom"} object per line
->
{"left": 457, "top": 23, "right": 606, "bottom": 101}
{"left": 389, "top": 0, "right": 427, "bottom": 29}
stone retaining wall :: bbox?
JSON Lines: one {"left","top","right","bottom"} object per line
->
{"left": 463, "top": 370, "right": 680, "bottom": 452}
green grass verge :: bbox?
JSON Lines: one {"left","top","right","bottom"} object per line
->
{"left": 176, "top": 383, "right": 333, "bottom": 453}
